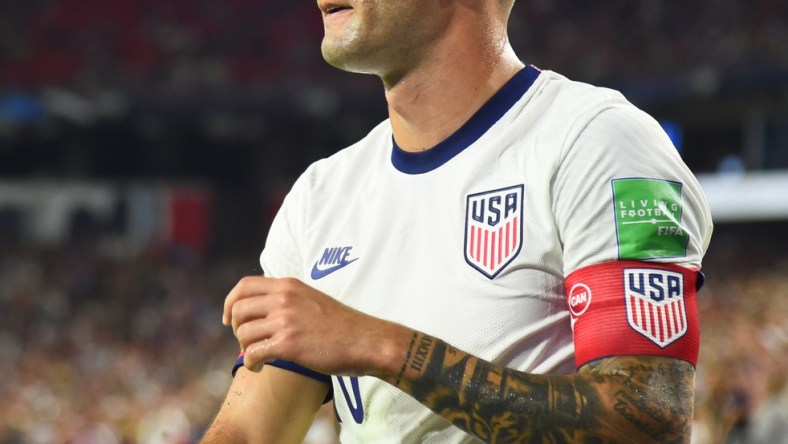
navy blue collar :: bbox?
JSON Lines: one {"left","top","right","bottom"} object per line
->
{"left": 391, "top": 65, "right": 541, "bottom": 175}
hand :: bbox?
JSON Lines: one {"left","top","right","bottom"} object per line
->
{"left": 223, "top": 276, "right": 409, "bottom": 376}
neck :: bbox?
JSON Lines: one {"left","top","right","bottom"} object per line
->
{"left": 382, "top": 17, "right": 523, "bottom": 152}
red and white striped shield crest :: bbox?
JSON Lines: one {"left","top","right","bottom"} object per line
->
{"left": 624, "top": 268, "right": 687, "bottom": 347}
{"left": 464, "top": 185, "right": 524, "bottom": 279}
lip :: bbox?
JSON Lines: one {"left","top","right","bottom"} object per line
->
{"left": 318, "top": 0, "right": 352, "bottom": 16}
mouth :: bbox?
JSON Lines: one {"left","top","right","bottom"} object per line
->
{"left": 320, "top": 2, "right": 352, "bottom": 16}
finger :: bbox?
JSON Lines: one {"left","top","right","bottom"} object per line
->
{"left": 230, "top": 295, "right": 278, "bottom": 335}
{"left": 235, "top": 317, "right": 278, "bottom": 351}
{"left": 223, "top": 275, "right": 275, "bottom": 325}
{"left": 244, "top": 337, "right": 281, "bottom": 372}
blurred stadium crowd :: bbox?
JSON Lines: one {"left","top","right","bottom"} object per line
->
{"left": 0, "top": 241, "right": 241, "bottom": 443}
{"left": 1, "top": 0, "right": 787, "bottom": 443}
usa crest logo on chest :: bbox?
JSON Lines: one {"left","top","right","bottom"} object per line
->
{"left": 464, "top": 184, "right": 524, "bottom": 279}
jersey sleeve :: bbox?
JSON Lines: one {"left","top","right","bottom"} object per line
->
{"left": 232, "top": 352, "right": 333, "bottom": 403}
{"left": 259, "top": 171, "right": 311, "bottom": 281}
{"left": 553, "top": 104, "right": 713, "bottom": 369}
{"left": 229, "top": 167, "right": 333, "bottom": 389}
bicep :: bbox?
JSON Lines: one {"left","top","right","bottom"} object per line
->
{"left": 202, "top": 365, "right": 331, "bottom": 444}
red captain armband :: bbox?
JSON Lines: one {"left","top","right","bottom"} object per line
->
{"left": 565, "top": 261, "right": 701, "bottom": 369}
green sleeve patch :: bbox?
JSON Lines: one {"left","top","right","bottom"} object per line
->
{"left": 612, "top": 178, "right": 689, "bottom": 259}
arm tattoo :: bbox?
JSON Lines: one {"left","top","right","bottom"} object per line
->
{"left": 386, "top": 331, "right": 695, "bottom": 443}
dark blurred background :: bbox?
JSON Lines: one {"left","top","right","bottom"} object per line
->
{"left": 0, "top": 1, "right": 786, "bottom": 443}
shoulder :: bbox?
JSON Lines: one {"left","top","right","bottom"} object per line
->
{"left": 536, "top": 70, "right": 627, "bottom": 105}
{"left": 295, "top": 119, "right": 391, "bottom": 192}
{"left": 534, "top": 70, "right": 631, "bottom": 118}
{"left": 534, "top": 70, "right": 682, "bottom": 163}
{"left": 283, "top": 119, "right": 392, "bottom": 209}
{"left": 521, "top": 70, "right": 655, "bottom": 158}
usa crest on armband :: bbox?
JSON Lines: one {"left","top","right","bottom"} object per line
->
{"left": 623, "top": 268, "right": 688, "bottom": 347}
{"left": 464, "top": 184, "right": 524, "bottom": 279}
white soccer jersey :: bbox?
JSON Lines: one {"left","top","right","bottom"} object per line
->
{"left": 258, "top": 66, "right": 713, "bottom": 443}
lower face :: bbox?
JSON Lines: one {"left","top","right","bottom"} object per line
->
{"left": 320, "top": 0, "right": 451, "bottom": 79}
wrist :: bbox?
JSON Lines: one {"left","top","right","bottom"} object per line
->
{"left": 373, "top": 328, "right": 445, "bottom": 389}
{"left": 366, "top": 322, "right": 415, "bottom": 382}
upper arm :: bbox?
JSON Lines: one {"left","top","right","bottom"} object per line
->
{"left": 553, "top": 104, "right": 712, "bottom": 274}
{"left": 553, "top": 104, "right": 710, "bottom": 369}
{"left": 578, "top": 355, "right": 696, "bottom": 443}
{"left": 201, "top": 365, "right": 331, "bottom": 444}
{"left": 204, "top": 169, "right": 331, "bottom": 441}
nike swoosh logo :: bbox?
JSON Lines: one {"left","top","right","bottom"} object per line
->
{"left": 310, "top": 258, "right": 359, "bottom": 280}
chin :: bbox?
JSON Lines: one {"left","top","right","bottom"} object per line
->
{"left": 322, "top": 45, "right": 367, "bottom": 73}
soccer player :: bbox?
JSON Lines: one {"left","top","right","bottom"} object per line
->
{"left": 202, "top": 0, "right": 713, "bottom": 442}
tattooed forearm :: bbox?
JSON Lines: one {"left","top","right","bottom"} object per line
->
{"left": 384, "top": 332, "right": 695, "bottom": 444}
